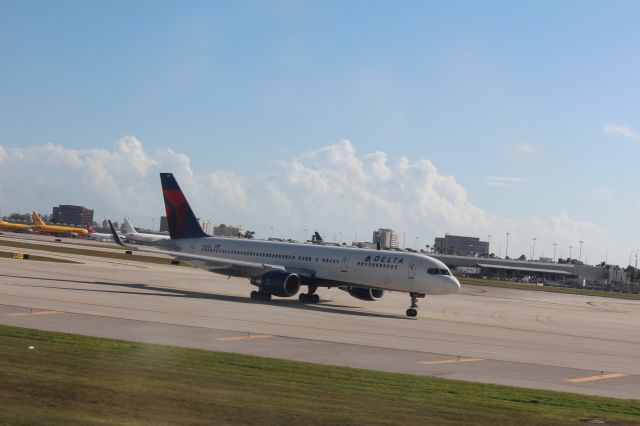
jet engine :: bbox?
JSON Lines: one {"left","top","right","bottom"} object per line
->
{"left": 252, "top": 271, "right": 300, "bottom": 297}
{"left": 347, "top": 287, "right": 384, "bottom": 301}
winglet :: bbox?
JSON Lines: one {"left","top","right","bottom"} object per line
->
{"left": 108, "top": 220, "right": 126, "bottom": 246}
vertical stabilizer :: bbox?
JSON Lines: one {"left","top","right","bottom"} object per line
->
{"left": 159, "top": 173, "right": 207, "bottom": 239}
{"left": 123, "top": 218, "right": 138, "bottom": 234}
{"left": 31, "top": 212, "right": 45, "bottom": 227}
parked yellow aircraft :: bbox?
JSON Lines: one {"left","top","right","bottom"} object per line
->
{"left": 0, "top": 219, "right": 32, "bottom": 232}
{"left": 31, "top": 211, "right": 89, "bottom": 236}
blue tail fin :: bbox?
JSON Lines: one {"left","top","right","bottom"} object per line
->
{"left": 160, "top": 173, "right": 208, "bottom": 239}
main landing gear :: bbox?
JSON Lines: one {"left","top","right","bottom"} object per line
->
{"left": 250, "top": 289, "right": 272, "bottom": 301}
{"left": 406, "top": 292, "right": 423, "bottom": 317}
{"left": 299, "top": 285, "right": 320, "bottom": 304}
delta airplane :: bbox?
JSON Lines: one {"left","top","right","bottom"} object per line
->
{"left": 31, "top": 212, "right": 89, "bottom": 236}
{"left": 122, "top": 218, "right": 170, "bottom": 244}
{"left": 109, "top": 173, "right": 460, "bottom": 317}
{"left": 86, "top": 224, "right": 122, "bottom": 241}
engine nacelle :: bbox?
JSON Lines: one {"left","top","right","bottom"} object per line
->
{"left": 347, "top": 287, "right": 384, "bottom": 301}
{"left": 254, "top": 271, "right": 300, "bottom": 297}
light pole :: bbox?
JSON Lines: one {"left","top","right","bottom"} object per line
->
{"left": 270, "top": 226, "right": 274, "bottom": 238}
{"left": 532, "top": 237, "right": 537, "bottom": 261}
{"left": 553, "top": 243, "right": 557, "bottom": 263}
{"left": 579, "top": 240, "right": 584, "bottom": 262}
{"left": 488, "top": 234, "right": 492, "bottom": 255}
{"left": 569, "top": 246, "right": 573, "bottom": 259}
{"left": 152, "top": 217, "right": 155, "bottom": 231}
{"left": 339, "top": 232, "right": 342, "bottom": 245}
{"left": 505, "top": 232, "right": 510, "bottom": 259}
{"left": 304, "top": 229, "right": 307, "bottom": 242}
{"left": 403, "top": 232, "right": 406, "bottom": 249}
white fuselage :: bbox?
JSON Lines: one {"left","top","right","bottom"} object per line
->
{"left": 125, "top": 232, "right": 170, "bottom": 244}
{"left": 159, "top": 237, "right": 460, "bottom": 295}
{"left": 88, "top": 232, "right": 116, "bottom": 241}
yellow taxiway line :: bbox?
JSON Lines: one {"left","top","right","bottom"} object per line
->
{"left": 566, "top": 373, "right": 628, "bottom": 383}
{"left": 4, "top": 310, "right": 60, "bottom": 317}
{"left": 216, "top": 334, "right": 273, "bottom": 342}
{"left": 417, "top": 357, "right": 484, "bottom": 365}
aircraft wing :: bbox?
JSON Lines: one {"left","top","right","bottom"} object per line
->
{"left": 108, "top": 220, "right": 297, "bottom": 278}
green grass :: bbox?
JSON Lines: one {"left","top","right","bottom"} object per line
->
{"left": 0, "top": 250, "right": 80, "bottom": 264}
{"left": 0, "top": 325, "right": 638, "bottom": 425}
{"left": 0, "top": 239, "right": 186, "bottom": 267}
{"left": 460, "top": 277, "right": 640, "bottom": 300}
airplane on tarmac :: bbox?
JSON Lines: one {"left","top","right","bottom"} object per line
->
{"left": 31, "top": 212, "right": 89, "bottom": 236}
{"left": 0, "top": 219, "right": 32, "bottom": 232}
{"left": 108, "top": 173, "right": 460, "bottom": 317}
{"left": 86, "top": 224, "right": 121, "bottom": 241}
{"left": 122, "top": 218, "right": 170, "bottom": 244}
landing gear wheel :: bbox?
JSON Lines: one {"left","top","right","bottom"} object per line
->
{"left": 250, "top": 290, "right": 259, "bottom": 300}
{"left": 299, "top": 293, "right": 320, "bottom": 304}
{"left": 406, "top": 292, "right": 420, "bottom": 317}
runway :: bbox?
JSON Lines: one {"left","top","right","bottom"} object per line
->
{"left": 0, "top": 238, "right": 638, "bottom": 400}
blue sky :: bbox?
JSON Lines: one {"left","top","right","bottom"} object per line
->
{"left": 1, "top": 1, "right": 639, "bottom": 265}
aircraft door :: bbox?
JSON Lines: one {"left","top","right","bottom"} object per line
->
{"left": 341, "top": 255, "right": 349, "bottom": 272}
{"left": 408, "top": 262, "right": 416, "bottom": 279}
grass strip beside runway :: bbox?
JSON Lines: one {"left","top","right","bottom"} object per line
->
{"left": 0, "top": 325, "right": 638, "bottom": 426}
{"left": 460, "top": 277, "right": 640, "bottom": 300}
{"left": 0, "top": 239, "right": 185, "bottom": 267}
{"left": 0, "top": 250, "right": 80, "bottom": 264}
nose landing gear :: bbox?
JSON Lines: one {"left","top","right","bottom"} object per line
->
{"left": 406, "top": 292, "right": 423, "bottom": 317}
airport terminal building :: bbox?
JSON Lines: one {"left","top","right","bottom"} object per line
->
{"left": 430, "top": 254, "right": 617, "bottom": 290}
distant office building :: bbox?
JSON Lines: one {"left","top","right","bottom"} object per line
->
{"left": 434, "top": 234, "right": 489, "bottom": 256}
{"left": 51, "top": 205, "right": 94, "bottom": 226}
{"left": 198, "top": 219, "right": 213, "bottom": 236}
{"left": 372, "top": 228, "right": 399, "bottom": 249}
{"left": 214, "top": 224, "right": 244, "bottom": 237}
{"left": 159, "top": 216, "right": 168, "bottom": 232}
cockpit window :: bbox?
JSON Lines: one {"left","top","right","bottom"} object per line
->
{"left": 428, "top": 268, "right": 451, "bottom": 276}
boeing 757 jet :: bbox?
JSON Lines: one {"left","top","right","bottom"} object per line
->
{"left": 109, "top": 173, "right": 460, "bottom": 317}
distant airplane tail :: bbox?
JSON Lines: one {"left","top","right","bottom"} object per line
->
{"left": 31, "top": 211, "right": 45, "bottom": 227}
{"left": 313, "top": 231, "right": 325, "bottom": 245}
{"left": 160, "top": 173, "right": 207, "bottom": 239}
{"left": 123, "top": 218, "right": 137, "bottom": 234}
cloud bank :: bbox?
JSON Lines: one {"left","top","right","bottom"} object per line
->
{"left": 0, "top": 137, "right": 613, "bottom": 263}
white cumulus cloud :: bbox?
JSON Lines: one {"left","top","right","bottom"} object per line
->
{"left": 0, "top": 136, "right": 619, "bottom": 263}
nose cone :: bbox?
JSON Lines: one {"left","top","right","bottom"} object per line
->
{"left": 450, "top": 276, "right": 461, "bottom": 292}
